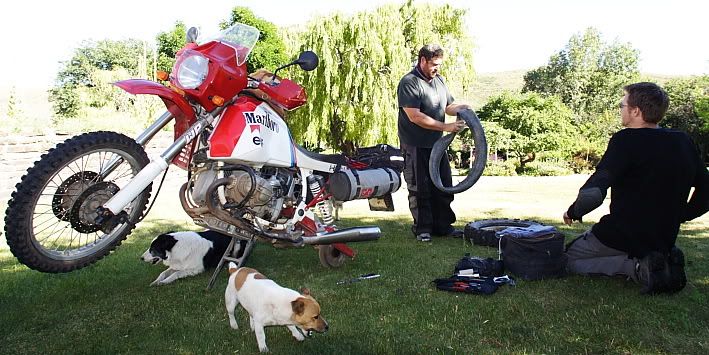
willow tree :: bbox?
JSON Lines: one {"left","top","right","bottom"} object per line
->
{"left": 285, "top": 2, "right": 475, "bottom": 150}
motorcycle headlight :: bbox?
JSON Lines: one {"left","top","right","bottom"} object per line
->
{"left": 176, "top": 54, "right": 209, "bottom": 89}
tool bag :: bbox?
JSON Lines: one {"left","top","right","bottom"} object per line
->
{"left": 453, "top": 254, "right": 504, "bottom": 277}
{"left": 433, "top": 275, "right": 499, "bottom": 295}
{"left": 499, "top": 225, "right": 566, "bottom": 280}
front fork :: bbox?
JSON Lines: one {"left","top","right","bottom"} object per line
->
{"left": 98, "top": 111, "right": 174, "bottom": 180}
{"left": 97, "top": 110, "right": 216, "bottom": 220}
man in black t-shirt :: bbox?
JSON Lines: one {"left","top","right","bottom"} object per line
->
{"left": 563, "top": 82, "right": 709, "bottom": 294}
{"left": 397, "top": 44, "right": 470, "bottom": 242}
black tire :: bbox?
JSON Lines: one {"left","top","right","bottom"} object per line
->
{"left": 464, "top": 218, "right": 542, "bottom": 247}
{"left": 318, "top": 244, "right": 347, "bottom": 268}
{"left": 430, "top": 109, "right": 487, "bottom": 194}
{"left": 4, "top": 131, "right": 151, "bottom": 273}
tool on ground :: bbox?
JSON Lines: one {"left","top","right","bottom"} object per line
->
{"left": 336, "top": 273, "right": 380, "bottom": 285}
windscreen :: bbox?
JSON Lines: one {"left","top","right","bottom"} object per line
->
{"left": 200, "top": 22, "right": 260, "bottom": 66}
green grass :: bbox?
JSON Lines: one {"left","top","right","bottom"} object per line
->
{"left": 1, "top": 176, "right": 708, "bottom": 354}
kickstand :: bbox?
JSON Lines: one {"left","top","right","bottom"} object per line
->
{"left": 206, "top": 235, "right": 256, "bottom": 291}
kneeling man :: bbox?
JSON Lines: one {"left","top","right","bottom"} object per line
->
{"left": 563, "top": 82, "right": 708, "bottom": 294}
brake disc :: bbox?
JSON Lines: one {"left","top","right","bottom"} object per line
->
{"left": 69, "top": 181, "right": 120, "bottom": 233}
{"left": 51, "top": 171, "right": 100, "bottom": 221}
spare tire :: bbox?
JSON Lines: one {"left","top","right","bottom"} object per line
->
{"left": 464, "top": 218, "right": 542, "bottom": 247}
{"left": 429, "top": 109, "right": 487, "bottom": 194}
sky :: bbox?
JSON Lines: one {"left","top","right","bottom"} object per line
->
{"left": 0, "top": 0, "right": 707, "bottom": 90}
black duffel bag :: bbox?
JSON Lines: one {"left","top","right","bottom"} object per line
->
{"left": 348, "top": 144, "right": 404, "bottom": 172}
{"left": 501, "top": 229, "right": 566, "bottom": 280}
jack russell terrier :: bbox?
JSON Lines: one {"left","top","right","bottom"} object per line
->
{"left": 225, "top": 263, "right": 329, "bottom": 352}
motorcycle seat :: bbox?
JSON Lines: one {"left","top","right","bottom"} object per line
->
{"left": 294, "top": 145, "right": 348, "bottom": 166}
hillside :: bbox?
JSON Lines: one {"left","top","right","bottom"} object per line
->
{"left": 466, "top": 70, "right": 527, "bottom": 108}
{"left": 462, "top": 70, "right": 687, "bottom": 109}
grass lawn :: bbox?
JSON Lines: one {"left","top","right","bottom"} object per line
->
{"left": 1, "top": 175, "right": 708, "bottom": 354}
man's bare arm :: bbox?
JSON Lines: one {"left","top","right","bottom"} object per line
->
{"left": 402, "top": 107, "right": 465, "bottom": 133}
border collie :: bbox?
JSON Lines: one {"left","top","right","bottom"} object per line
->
{"left": 141, "top": 230, "right": 247, "bottom": 286}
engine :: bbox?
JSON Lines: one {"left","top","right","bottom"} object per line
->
{"left": 222, "top": 170, "right": 286, "bottom": 222}
{"left": 187, "top": 165, "right": 295, "bottom": 223}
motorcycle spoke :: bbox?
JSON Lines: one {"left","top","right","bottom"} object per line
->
{"left": 34, "top": 217, "right": 68, "bottom": 240}
{"left": 39, "top": 192, "right": 79, "bottom": 197}
{"left": 45, "top": 172, "right": 68, "bottom": 190}
{"left": 32, "top": 211, "right": 63, "bottom": 229}
{"left": 99, "top": 151, "right": 107, "bottom": 169}
{"left": 97, "top": 151, "right": 108, "bottom": 179}
{"left": 47, "top": 226, "right": 72, "bottom": 252}
{"left": 64, "top": 162, "right": 80, "bottom": 177}
{"left": 40, "top": 218, "right": 69, "bottom": 249}
{"left": 81, "top": 154, "right": 88, "bottom": 173}
{"left": 109, "top": 163, "right": 133, "bottom": 181}
{"left": 64, "top": 228, "right": 80, "bottom": 252}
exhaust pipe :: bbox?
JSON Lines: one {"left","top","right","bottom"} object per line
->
{"left": 302, "top": 226, "right": 381, "bottom": 245}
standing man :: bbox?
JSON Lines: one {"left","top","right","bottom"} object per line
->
{"left": 564, "top": 82, "right": 709, "bottom": 294}
{"left": 397, "top": 44, "right": 470, "bottom": 242}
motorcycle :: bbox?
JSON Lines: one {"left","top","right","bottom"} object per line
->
{"left": 4, "top": 22, "right": 405, "bottom": 275}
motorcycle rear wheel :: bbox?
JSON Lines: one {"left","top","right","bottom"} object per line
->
{"left": 4, "top": 131, "right": 151, "bottom": 273}
{"left": 318, "top": 244, "right": 347, "bottom": 268}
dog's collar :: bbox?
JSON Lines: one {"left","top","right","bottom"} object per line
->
{"left": 295, "top": 327, "right": 312, "bottom": 338}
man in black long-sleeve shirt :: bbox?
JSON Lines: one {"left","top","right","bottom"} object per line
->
{"left": 564, "top": 82, "right": 709, "bottom": 294}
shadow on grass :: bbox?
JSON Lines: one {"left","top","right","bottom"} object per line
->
{"left": 1, "top": 216, "right": 708, "bottom": 354}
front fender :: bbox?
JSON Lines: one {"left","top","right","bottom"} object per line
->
{"left": 113, "top": 79, "right": 195, "bottom": 121}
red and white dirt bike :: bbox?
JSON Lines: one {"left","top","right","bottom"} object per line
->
{"left": 4, "top": 23, "right": 406, "bottom": 275}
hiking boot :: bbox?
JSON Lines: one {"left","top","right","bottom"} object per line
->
{"left": 636, "top": 251, "right": 669, "bottom": 295}
{"left": 416, "top": 233, "right": 432, "bottom": 242}
{"left": 666, "top": 247, "right": 687, "bottom": 294}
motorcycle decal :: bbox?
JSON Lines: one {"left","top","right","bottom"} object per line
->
{"left": 244, "top": 111, "right": 279, "bottom": 133}
{"left": 209, "top": 99, "right": 295, "bottom": 167}
{"left": 208, "top": 101, "right": 248, "bottom": 157}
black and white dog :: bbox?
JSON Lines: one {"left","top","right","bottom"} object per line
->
{"left": 141, "top": 230, "right": 247, "bottom": 286}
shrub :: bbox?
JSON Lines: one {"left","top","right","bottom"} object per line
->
{"left": 519, "top": 160, "right": 572, "bottom": 176}
{"left": 481, "top": 159, "right": 517, "bottom": 176}
{"left": 570, "top": 148, "right": 603, "bottom": 173}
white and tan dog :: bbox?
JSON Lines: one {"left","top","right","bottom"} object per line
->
{"left": 225, "top": 263, "right": 328, "bottom": 353}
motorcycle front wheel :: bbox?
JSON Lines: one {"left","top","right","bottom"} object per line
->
{"left": 4, "top": 131, "right": 151, "bottom": 273}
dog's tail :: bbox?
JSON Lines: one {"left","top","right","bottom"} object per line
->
{"left": 228, "top": 262, "right": 238, "bottom": 274}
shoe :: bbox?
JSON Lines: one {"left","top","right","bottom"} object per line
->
{"left": 636, "top": 251, "right": 668, "bottom": 295}
{"left": 416, "top": 233, "right": 432, "bottom": 242}
{"left": 666, "top": 247, "right": 687, "bottom": 293}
